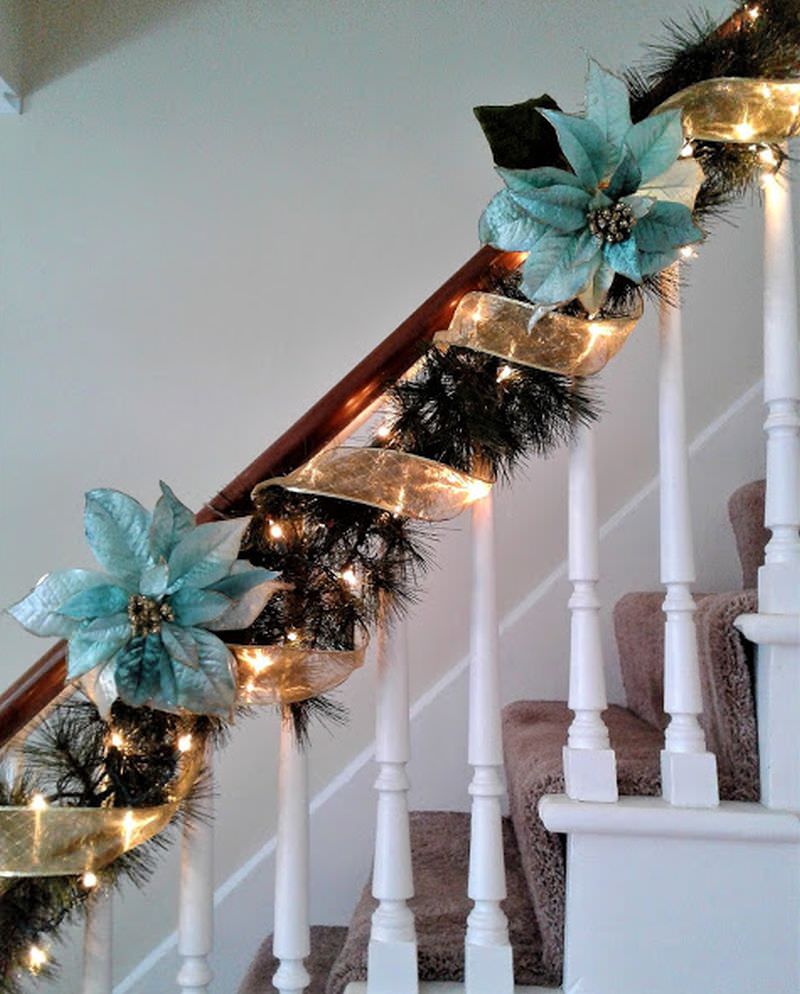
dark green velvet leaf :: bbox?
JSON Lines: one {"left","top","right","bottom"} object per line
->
{"left": 473, "top": 94, "right": 567, "bottom": 170}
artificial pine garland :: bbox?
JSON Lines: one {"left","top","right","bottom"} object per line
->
{"left": 0, "top": 702, "right": 222, "bottom": 992}
{"left": 3, "top": 2, "right": 800, "bottom": 988}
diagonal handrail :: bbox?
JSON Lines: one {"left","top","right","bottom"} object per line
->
{"left": 0, "top": 245, "right": 512, "bottom": 747}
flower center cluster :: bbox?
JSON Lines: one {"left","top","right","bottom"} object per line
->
{"left": 128, "top": 594, "right": 174, "bottom": 637}
{"left": 587, "top": 202, "right": 636, "bottom": 244}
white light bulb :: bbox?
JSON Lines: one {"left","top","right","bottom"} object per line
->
{"left": 29, "top": 945, "right": 47, "bottom": 972}
{"left": 177, "top": 733, "right": 193, "bottom": 753}
{"left": 81, "top": 871, "right": 98, "bottom": 889}
{"left": 269, "top": 521, "right": 285, "bottom": 540}
{"left": 29, "top": 794, "right": 48, "bottom": 811}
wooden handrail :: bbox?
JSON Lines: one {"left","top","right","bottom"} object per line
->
{"left": 0, "top": 245, "right": 512, "bottom": 746}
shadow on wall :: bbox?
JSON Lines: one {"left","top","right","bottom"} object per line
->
{"left": 22, "top": 0, "right": 200, "bottom": 96}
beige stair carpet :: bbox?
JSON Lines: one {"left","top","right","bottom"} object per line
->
{"left": 325, "top": 810, "right": 546, "bottom": 994}
{"left": 238, "top": 925, "right": 347, "bottom": 994}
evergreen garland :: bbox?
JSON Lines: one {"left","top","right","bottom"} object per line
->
{"left": 0, "top": 701, "right": 220, "bottom": 992}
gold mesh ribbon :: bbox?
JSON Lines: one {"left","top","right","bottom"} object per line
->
{"left": 434, "top": 292, "right": 642, "bottom": 376}
{"left": 255, "top": 288, "right": 641, "bottom": 521}
{"left": 256, "top": 447, "right": 493, "bottom": 522}
{"left": 0, "top": 748, "right": 202, "bottom": 882}
{"left": 231, "top": 641, "right": 367, "bottom": 705}
{"left": 656, "top": 77, "right": 800, "bottom": 143}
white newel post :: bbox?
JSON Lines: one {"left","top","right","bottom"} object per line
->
{"left": 177, "top": 748, "right": 215, "bottom": 994}
{"left": 465, "top": 491, "right": 513, "bottom": 994}
{"left": 273, "top": 708, "right": 311, "bottom": 994}
{"left": 563, "top": 423, "right": 618, "bottom": 801}
{"left": 658, "top": 274, "right": 719, "bottom": 807}
{"left": 368, "top": 612, "right": 418, "bottom": 993}
{"left": 735, "top": 150, "right": 800, "bottom": 810}
{"left": 82, "top": 890, "right": 113, "bottom": 994}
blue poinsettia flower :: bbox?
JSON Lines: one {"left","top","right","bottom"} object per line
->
{"left": 9, "top": 483, "right": 280, "bottom": 716}
{"left": 479, "top": 62, "right": 706, "bottom": 313}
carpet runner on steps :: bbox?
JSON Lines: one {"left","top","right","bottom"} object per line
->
{"left": 325, "top": 810, "right": 545, "bottom": 993}
{"left": 502, "top": 700, "right": 664, "bottom": 983}
{"left": 238, "top": 925, "right": 347, "bottom": 994}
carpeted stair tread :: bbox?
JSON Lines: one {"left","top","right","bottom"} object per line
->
{"left": 325, "top": 810, "right": 546, "bottom": 994}
{"left": 614, "top": 590, "right": 759, "bottom": 800}
{"left": 502, "top": 700, "right": 662, "bottom": 984}
{"left": 238, "top": 924, "right": 347, "bottom": 994}
{"left": 728, "top": 479, "right": 767, "bottom": 589}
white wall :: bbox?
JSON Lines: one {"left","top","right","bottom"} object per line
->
{"left": 0, "top": 1, "right": 790, "bottom": 991}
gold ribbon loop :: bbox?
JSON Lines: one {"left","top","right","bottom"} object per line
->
{"left": 435, "top": 292, "right": 641, "bottom": 377}
{"left": 256, "top": 447, "right": 492, "bottom": 521}
{"left": 231, "top": 642, "right": 367, "bottom": 704}
{"left": 0, "top": 750, "right": 202, "bottom": 880}
{"left": 656, "top": 77, "right": 800, "bottom": 143}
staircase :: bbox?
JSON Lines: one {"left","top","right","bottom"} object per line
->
{"left": 238, "top": 478, "right": 765, "bottom": 994}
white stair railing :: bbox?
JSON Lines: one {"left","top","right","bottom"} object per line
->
{"left": 82, "top": 891, "right": 113, "bottom": 994}
{"left": 273, "top": 707, "right": 311, "bottom": 994}
{"left": 658, "top": 270, "right": 719, "bottom": 808}
{"left": 368, "top": 612, "right": 418, "bottom": 993}
{"left": 563, "top": 423, "right": 618, "bottom": 802}
{"left": 735, "top": 146, "right": 800, "bottom": 811}
{"left": 177, "top": 746, "right": 215, "bottom": 994}
{"left": 465, "top": 490, "right": 513, "bottom": 994}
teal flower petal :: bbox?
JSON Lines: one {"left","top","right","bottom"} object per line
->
{"left": 67, "top": 629, "right": 129, "bottom": 681}
{"left": 585, "top": 61, "right": 632, "bottom": 172}
{"left": 637, "top": 158, "right": 705, "bottom": 210}
{"left": 159, "top": 653, "right": 180, "bottom": 709}
{"left": 519, "top": 229, "right": 574, "bottom": 296}
{"left": 622, "top": 195, "right": 654, "bottom": 219}
{"left": 605, "top": 150, "right": 642, "bottom": 200}
{"left": 497, "top": 165, "right": 584, "bottom": 192}
{"left": 479, "top": 190, "right": 547, "bottom": 250}
{"left": 161, "top": 622, "right": 200, "bottom": 670}
{"left": 81, "top": 612, "right": 131, "bottom": 639}
{"left": 604, "top": 237, "right": 642, "bottom": 282}
{"left": 84, "top": 489, "right": 152, "bottom": 588}
{"left": 115, "top": 635, "right": 166, "bottom": 707}
{"left": 638, "top": 247, "right": 682, "bottom": 276}
{"left": 510, "top": 183, "right": 592, "bottom": 233}
{"left": 207, "top": 567, "right": 283, "bottom": 631}
{"left": 7, "top": 569, "right": 110, "bottom": 637}
{"left": 140, "top": 562, "right": 169, "bottom": 598}
{"left": 525, "top": 230, "right": 603, "bottom": 307}
{"left": 167, "top": 517, "right": 250, "bottom": 593}
{"left": 624, "top": 109, "right": 684, "bottom": 183}
{"left": 538, "top": 108, "right": 608, "bottom": 190}
{"left": 170, "top": 587, "right": 232, "bottom": 627}
{"left": 172, "top": 628, "right": 237, "bottom": 715}
{"left": 634, "top": 201, "right": 703, "bottom": 252}
{"left": 149, "top": 481, "right": 195, "bottom": 561}
{"left": 59, "top": 584, "right": 129, "bottom": 620}
{"left": 578, "top": 260, "right": 616, "bottom": 314}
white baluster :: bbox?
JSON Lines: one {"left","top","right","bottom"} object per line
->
{"left": 177, "top": 746, "right": 215, "bottom": 994}
{"left": 563, "top": 424, "right": 618, "bottom": 802}
{"left": 658, "top": 271, "right": 719, "bottom": 807}
{"left": 762, "top": 153, "right": 800, "bottom": 574}
{"left": 465, "top": 491, "right": 513, "bottom": 994}
{"left": 368, "top": 611, "right": 418, "bottom": 993}
{"left": 736, "top": 150, "right": 800, "bottom": 810}
{"left": 82, "top": 889, "right": 113, "bottom": 994}
{"left": 273, "top": 708, "right": 310, "bottom": 994}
